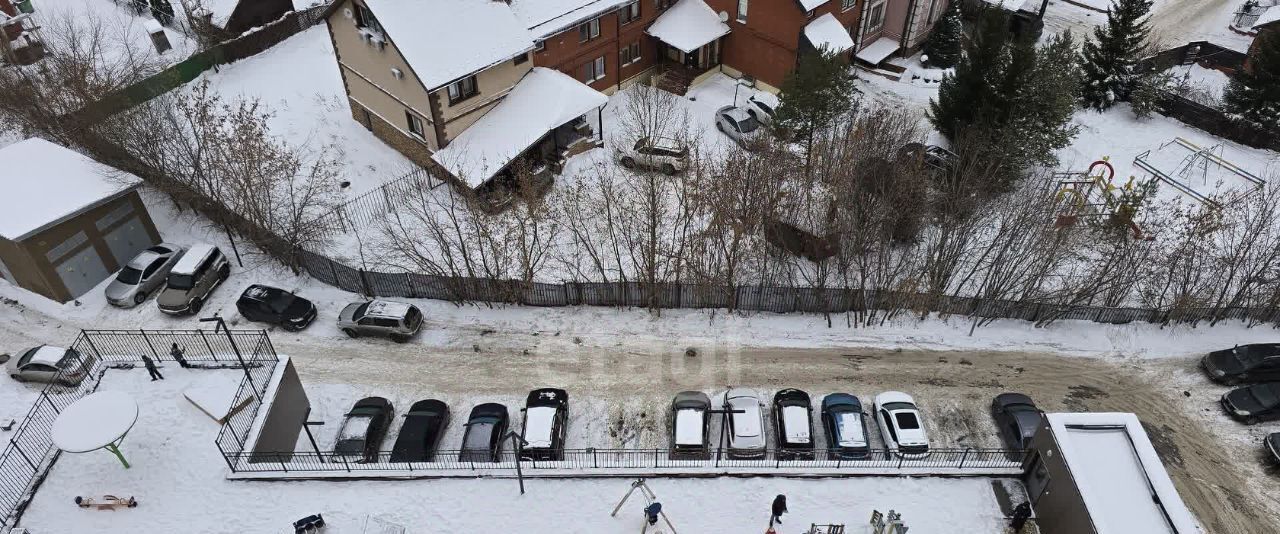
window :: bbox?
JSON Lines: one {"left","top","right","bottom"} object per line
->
{"left": 867, "top": 0, "right": 885, "bottom": 31}
{"left": 354, "top": 4, "right": 382, "bottom": 33}
{"left": 579, "top": 18, "right": 601, "bottom": 42}
{"left": 534, "top": 40, "right": 545, "bottom": 51}
{"left": 446, "top": 75, "right": 478, "bottom": 103}
{"left": 620, "top": 1, "right": 640, "bottom": 23}
{"left": 736, "top": 0, "right": 748, "bottom": 22}
{"left": 405, "top": 110, "right": 425, "bottom": 138}
{"left": 654, "top": 0, "right": 670, "bottom": 10}
{"left": 514, "top": 52, "right": 529, "bottom": 65}
{"left": 581, "top": 56, "right": 606, "bottom": 82}
{"left": 620, "top": 41, "right": 641, "bottom": 66}
{"left": 841, "top": 0, "right": 855, "bottom": 10}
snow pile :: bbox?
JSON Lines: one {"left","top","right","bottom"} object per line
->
{"left": 0, "top": 138, "right": 141, "bottom": 241}
{"left": 804, "top": 13, "right": 855, "bottom": 54}
{"left": 646, "top": 0, "right": 730, "bottom": 54}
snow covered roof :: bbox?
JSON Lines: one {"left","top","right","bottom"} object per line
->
{"left": 188, "top": 0, "right": 242, "bottom": 27}
{"left": 798, "top": 0, "right": 829, "bottom": 11}
{"left": 511, "top": 0, "right": 629, "bottom": 39}
{"left": 363, "top": 0, "right": 534, "bottom": 90}
{"left": 804, "top": 13, "right": 854, "bottom": 54}
{"left": 172, "top": 243, "right": 216, "bottom": 274}
{"left": 523, "top": 406, "right": 557, "bottom": 447}
{"left": 432, "top": 67, "right": 607, "bottom": 186}
{"left": 1046, "top": 413, "right": 1200, "bottom": 534}
{"left": 29, "top": 346, "right": 69, "bottom": 367}
{"left": 1254, "top": 7, "right": 1280, "bottom": 29}
{"left": 0, "top": 138, "right": 142, "bottom": 242}
{"left": 673, "top": 408, "right": 703, "bottom": 445}
{"left": 855, "top": 36, "right": 899, "bottom": 65}
{"left": 646, "top": 0, "right": 731, "bottom": 54}
{"left": 781, "top": 405, "right": 811, "bottom": 443}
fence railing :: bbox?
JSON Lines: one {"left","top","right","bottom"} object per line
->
{"left": 309, "top": 166, "right": 446, "bottom": 238}
{"left": 0, "top": 330, "right": 278, "bottom": 529}
{"left": 224, "top": 447, "right": 1028, "bottom": 475}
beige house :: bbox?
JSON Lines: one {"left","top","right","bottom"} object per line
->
{"left": 324, "top": 0, "right": 607, "bottom": 189}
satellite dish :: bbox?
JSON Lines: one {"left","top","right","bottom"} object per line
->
{"left": 718, "top": 10, "right": 729, "bottom": 22}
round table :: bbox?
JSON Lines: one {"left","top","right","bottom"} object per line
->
{"left": 51, "top": 391, "right": 139, "bottom": 468}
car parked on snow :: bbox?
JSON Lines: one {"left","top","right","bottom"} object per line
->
{"left": 773, "top": 388, "right": 815, "bottom": 460}
{"left": 670, "top": 391, "right": 711, "bottom": 458}
{"left": 235, "top": 284, "right": 317, "bottom": 332}
{"left": 333, "top": 396, "right": 394, "bottom": 463}
{"left": 521, "top": 388, "right": 568, "bottom": 460}
{"left": 744, "top": 96, "right": 775, "bottom": 126}
{"left": 157, "top": 243, "right": 230, "bottom": 315}
{"left": 821, "top": 393, "right": 870, "bottom": 460}
{"left": 337, "top": 300, "right": 424, "bottom": 343}
{"left": 1201, "top": 343, "right": 1280, "bottom": 384}
{"left": 104, "top": 243, "right": 184, "bottom": 307}
{"left": 898, "top": 142, "right": 958, "bottom": 174}
{"left": 991, "top": 393, "right": 1042, "bottom": 449}
{"left": 723, "top": 387, "right": 766, "bottom": 459}
{"left": 390, "top": 399, "right": 450, "bottom": 462}
{"left": 1221, "top": 382, "right": 1280, "bottom": 425}
{"left": 1267, "top": 433, "right": 1280, "bottom": 464}
{"left": 2, "top": 345, "right": 91, "bottom": 386}
{"left": 460, "top": 403, "right": 510, "bottom": 462}
{"left": 617, "top": 136, "right": 689, "bottom": 175}
{"left": 714, "top": 106, "right": 765, "bottom": 149}
{"left": 874, "top": 391, "right": 929, "bottom": 459}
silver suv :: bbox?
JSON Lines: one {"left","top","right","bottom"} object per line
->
{"left": 617, "top": 136, "right": 689, "bottom": 175}
{"left": 337, "top": 300, "right": 423, "bottom": 343}
{"left": 157, "top": 244, "right": 230, "bottom": 315}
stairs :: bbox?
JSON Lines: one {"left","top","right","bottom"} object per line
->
{"left": 654, "top": 64, "right": 700, "bottom": 96}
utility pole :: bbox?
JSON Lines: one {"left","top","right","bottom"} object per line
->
{"left": 199, "top": 314, "right": 261, "bottom": 402}
{"left": 505, "top": 431, "right": 529, "bottom": 495}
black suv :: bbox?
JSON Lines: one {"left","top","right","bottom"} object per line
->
{"left": 235, "top": 284, "right": 317, "bottom": 331}
{"left": 1202, "top": 344, "right": 1280, "bottom": 384}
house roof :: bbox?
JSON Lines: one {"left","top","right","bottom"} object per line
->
{"left": 646, "top": 0, "right": 731, "bottom": 54}
{"left": 0, "top": 138, "right": 142, "bottom": 242}
{"left": 511, "top": 0, "right": 630, "bottom": 39}
{"left": 798, "top": 0, "right": 829, "bottom": 11}
{"left": 855, "top": 36, "right": 899, "bottom": 65}
{"left": 362, "top": 0, "right": 534, "bottom": 90}
{"left": 431, "top": 67, "right": 607, "bottom": 186}
{"left": 804, "top": 13, "right": 854, "bottom": 54}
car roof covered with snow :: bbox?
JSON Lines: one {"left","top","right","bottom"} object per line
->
{"left": 781, "top": 405, "right": 811, "bottom": 443}
{"left": 124, "top": 250, "right": 164, "bottom": 270}
{"left": 171, "top": 243, "right": 216, "bottom": 274}
{"left": 717, "top": 105, "right": 753, "bottom": 123}
{"left": 25, "top": 345, "right": 70, "bottom": 367}
{"left": 0, "top": 138, "right": 142, "bottom": 241}
{"left": 364, "top": 299, "right": 415, "bottom": 319}
{"left": 522, "top": 405, "right": 558, "bottom": 447}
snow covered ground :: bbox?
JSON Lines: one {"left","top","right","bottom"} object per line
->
{"left": 38, "top": 0, "right": 197, "bottom": 68}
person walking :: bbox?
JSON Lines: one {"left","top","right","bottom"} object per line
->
{"left": 141, "top": 354, "right": 164, "bottom": 381}
{"left": 169, "top": 343, "right": 189, "bottom": 369}
{"left": 769, "top": 494, "right": 787, "bottom": 527}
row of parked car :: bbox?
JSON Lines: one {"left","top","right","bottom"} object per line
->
{"left": 326, "top": 387, "right": 1045, "bottom": 464}
{"left": 1200, "top": 343, "right": 1280, "bottom": 463}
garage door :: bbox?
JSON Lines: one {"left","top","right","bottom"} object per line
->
{"left": 54, "top": 245, "right": 110, "bottom": 298}
{"left": 102, "top": 216, "right": 154, "bottom": 269}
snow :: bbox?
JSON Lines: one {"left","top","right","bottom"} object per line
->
{"left": 187, "top": 0, "right": 242, "bottom": 26}
{"left": 0, "top": 138, "right": 141, "bottom": 241}
{"left": 856, "top": 36, "right": 900, "bottom": 65}
{"left": 1164, "top": 63, "right": 1232, "bottom": 104}
{"left": 36, "top": 0, "right": 197, "bottom": 67}
{"left": 804, "top": 13, "right": 855, "bottom": 54}
{"left": 50, "top": 390, "right": 139, "bottom": 453}
{"left": 512, "top": 0, "right": 629, "bottom": 39}
{"left": 1254, "top": 6, "right": 1280, "bottom": 29}
{"left": 781, "top": 405, "right": 811, "bottom": 443}
{"left": 170, "top": 243, "right": 215, "bottom": 275}
{"left": 1146, "top": 0, "right": 1255, "bottom": 53}
{"left": 673, "top": 409, "right": 702, "bottom": 445}
{"left": 645, "top": 0, "right": 730, "bottom": 54}
{"left": 362, "top": 0, "right": 533, "bottom": 90}
{"left": 836, "top": 412, "right": 867, "bottom": 447}
{"left": 727, "top": 398, "right": 761, "bottom": 437}
{"left": 523, "top": 405, "right": 558, "bottom": 447}
{"left": 432, "top": 67, "right": 607, "bottom": 185}
{"left": 983, "top": 0, "right": 1040, "bottom": 13}
{"left": 1048, "top": 412, "right": 1201, "bottom": 534}
{"left": 142, "top": 18, "right": 164, "bottom": 34}
{"left": 182, "top": 374, "right": 247, "bottom": 423}
{"left": 365, "top": 300, "right": 413, "bottom": 318}
{"left": 28, "top": 346, "right": 69, "bottom": 367}
{"left": 337, "top": 414, "right": 374, "bottom": 441}
{"left": 799, "top": 0, "right": 830, "bottom": 11}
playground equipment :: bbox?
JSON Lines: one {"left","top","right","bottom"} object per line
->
{"left": 50, "top": 390, "right": 139, "bottom": 469}
{"left": 611, "top": 479, "right": 677, "bottom": 533}
{"left": 1054, "top": 158, "right": 1148, "bottom": 239}
{"left": 870, "top": 509, "right": 909, "bottom": 534}
{"left": 1133, "top": 137, "right": 1264, "bottom": 208}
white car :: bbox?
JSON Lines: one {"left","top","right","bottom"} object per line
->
{"left": 3, "top": 345, "right": 91, "bottom": 386}
{"left": 714, "top": 106, "right": 765, "bottom": 149}
{"left": 873, "top": 391, "right": 929, "bottom": 459}
{"left": 617, "top": 136, "right": 689, "bottom": 175}
{"left": 724, "top": 387, "right": 766, "bottom": 459}
{"left": 745, "top": 96, "right": 776, "bottom": 126}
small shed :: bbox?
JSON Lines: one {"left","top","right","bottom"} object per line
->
{"left": 1023, "top": 412, "right": 1201, "bottom": 534}
{"left": 0, "top": 138, "right": 160, "bottom": 302}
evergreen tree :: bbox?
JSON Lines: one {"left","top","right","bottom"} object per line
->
{"left": 1224, "top": 31, "right": 1280, "bottom": 129}
{"left": 928, "top": 10, "right": 1011, "bottom": 140}
{"left": 923, "top": 3, "right": 964, "bottom": 68}
{"left": 774, "top": 49, "right": 858, "bottom": 164}
{"left": 1079, "top": 0, "right": 1153, "bottom": 110}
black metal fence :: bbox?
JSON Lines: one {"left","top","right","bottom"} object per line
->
{"left": 226, "top": 447, "right": 1027, "bottom": 475}
{"left": 309, "top": 167, "right": 447, "bottom": 238}
{"left": 0, "top": 330, "right": 277, "bottom": 529}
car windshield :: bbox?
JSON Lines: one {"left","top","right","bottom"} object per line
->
{"left": 736, "top": 116, "right": 760, "bottom": 133}
{"left": 167, "top": 272, "right": 194, "bottom": 290}
{"left": 464, "top": 418, "right": 497, "bottom": 449}
{"left": 894, "top": 412, "right": 921, "bottom": 430}
{"left": 882, "top": 402, "right": 915, "bottom": 411}
{"left": 1250, "top": 385, "right": 1280, "bottom": 408}
{"left": 265, "top": 291, "right": 296, "bottom": 313}
{"left": 1236, "top": 345, "right": 1280, "bottom": 364}
{"left": 352, "top": 302, "right": 371, "bottom": 320}
{"left": 115, "top": 266, "right": 143, "bottom": 284}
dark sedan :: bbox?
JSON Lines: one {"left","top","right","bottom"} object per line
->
{"left": 1202, "top": 344, "right": 1280, "bottom": 384}
{"left": 821, "top": 393, "right": 870, "bottom": 460}
{"left": 390, "top": 399, "right": 450, "bottom": 462}
{"left": 773, "top": 388, "right": 814, "bottom": 460}
{"left": 333, "top": 397, "right": 393, "bottom": 463}
{"left": 460, "top": 403, "right": 509, "bottom": 462}
{"left": 235, "top": 284, "right": 317, "bottom": 332}
{"left": 991, "top": 393, "right": 1042, "bottom": 449}
{"left": 1221, "top": 382, "right": 1280, "bottom": 424}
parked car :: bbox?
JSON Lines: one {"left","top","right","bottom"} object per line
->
{"left": 773, "top": 389, "right": 815, "bottom": 460}
{"left": 821, "top": 393, "right": 870, "bottom": 460}
{"left": 1267, "top": 433, "right": 1280, "bottom": 464}
{"left": 1221, "top": 382, "right": 1280, "bottom": 425}
{"left": 235, "top": 284, "right": 317, "bottom": 332}
{"left": 714, "top": 106, "right": 765, "bottom": 149}
{"left": 1201, "top": 343, "right": 1280, "bottom": 384}
{"left": 670, "top": 391, "right": 711, "bottom": 458}
{"left": 744, "top": 96, "right": 775, "bottom": 126}
{"left": 333, "top": 397, "right": 394, "bottom": 463}
{"left": 337, "top": 300, "right": 424, "bottom": 343}
{"left": 157, "top": 243, "right": 230, "bottom": 315}
{"left": 991, "top": 393, "right": 1042, "bottom": 449}
{"left": 390, "top": 399, "right": 450, "bottom": 462}
{"left": 723, "top": 387, "right": 766, "bottom": 459}
{"left": 104, "top": 243, "right": 184, "bottom": 307}
{"left": 460, "top": 403, "right": 510, "bottom": 462}
{"left": 874, "top": 391, "right": 929, "bottom": 459}
{"left": 520, "top": 388, "right": 568, "bottom": 460}
{"left": 2, "top": 345, "right": 91, "bottom": 385}
{"left": 617, "top": 136, "right": 689, "bottom": 175}
{"left": 898, "top": 142, "right": 958, "bottom": 173}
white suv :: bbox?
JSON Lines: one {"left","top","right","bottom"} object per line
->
{"left": 617, "top": 136, "right": 689, "bottom": 175}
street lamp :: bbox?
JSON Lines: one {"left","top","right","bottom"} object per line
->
{"left": 708, "top": 396, "right": 746, "bottom": 467}
{"left": 733, "top": 78, "right": 753, "bottom": 107}
{"left": 505, "top": 430, "right": 530, "bottom": 495}
{"left": 200, "top": 314, "right": 261, "bottom": 402}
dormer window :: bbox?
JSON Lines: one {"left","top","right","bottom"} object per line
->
{"left": 354, "top": 4, "right": 383, "bottom": 33}
{"left": 447, "top": 76, "right": 478, "bottom": 104}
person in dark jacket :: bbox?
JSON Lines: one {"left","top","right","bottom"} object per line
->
{"left": 770, "top": 494, "right": 787, "bottom": 526}
{"left": 141, "top": 354, "right": 163, "bottom": 381}
{"left": 169, "top": 343, "right": 190, "bottom": 369}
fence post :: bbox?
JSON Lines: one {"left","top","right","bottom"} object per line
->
{"left": 564, "top": 282, "right": 571, "bottom": 306}
{"left": 360, "top": 269, "right": 373, "bottom": 297}
{"left": 654, "top": 448, "right": 659, "bottom": 468}
{"left": 140, "top": 330, "right": 160, "bottom": 359}
{"left": 11, "top": 439, "right": 38, "bottom": 471}
{"left": 198, "top": 330, "right": 220, "bottom": 362}
{"left": 958, "top": 448, "right": 970, "bottom": 469}
{"left": 591, "top": 447, "right": 598, "bottom": 469}
{"left": 897, "top": 452, "right": 905, "bottom": 469}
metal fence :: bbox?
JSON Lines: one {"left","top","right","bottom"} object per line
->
{"left": 225, "top": 447, "right": 1027, "bottom": 476}
{"left": 0, "top": 330, "right": 277, "bottom": 529}
{"left": 309, "top": 167, "right": 447, "bottom": 238}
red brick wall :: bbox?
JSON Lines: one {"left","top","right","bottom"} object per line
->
{"left": 714, "top": 0, "right": 863, "bottom": 88}
{"left": 531, "top": 2, "right": 664, "bottom": 91}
